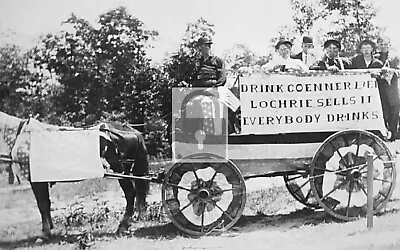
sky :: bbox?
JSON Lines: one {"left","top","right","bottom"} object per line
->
{"left": 0, "top": 0, "right": 399, "bottom": 62}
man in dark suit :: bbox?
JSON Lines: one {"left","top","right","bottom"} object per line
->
{"left": 375, "top": 37, "right": 400, "bottom": 139}
{"left": 193, "top": 37, "right": 227, "bottom": 87}
{"left": 291, "top": 36, "right": 317, "bottom": 67}
{"left": 310, "top": 39, "right": 351, "bottom": 72}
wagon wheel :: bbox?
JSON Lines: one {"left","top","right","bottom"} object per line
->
{"left": 310, "top": 129, "right": 396, "bottom": 221}
{"left": 162, "top": 153, "right": 246, "bottom": 236}
{"left": 283, "top": 168, "right": 320, "bottom": 208}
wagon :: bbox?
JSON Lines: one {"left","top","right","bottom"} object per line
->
{"left": 0, "top": 69, "right": 397, "bottom": 238}
{"left": 163, "top": 69, "right": 398, "bottom": 236}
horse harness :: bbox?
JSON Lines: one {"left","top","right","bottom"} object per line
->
{"left": 99, "top": 124, "right": 137, "bottom": 174}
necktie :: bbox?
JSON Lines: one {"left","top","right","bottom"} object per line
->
{"left": 304, "top": 54, "right": 307, "bottom": 65}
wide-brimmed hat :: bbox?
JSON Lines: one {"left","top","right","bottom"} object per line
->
{"left": 302, "top": 36, "right": 313, "bottom": 44}
{"left": 323, "top": 39, "right": 341, "bottom": 50}
{"left": 275, "top": 40, "right": 293, "bottom": 49}
{"left": 358, "top": 39, "right": 376, "bottom": 50}
{"left": 197, "top": 37, "right": 213, "bottom": 46}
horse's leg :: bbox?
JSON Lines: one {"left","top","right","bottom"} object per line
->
{"left": 133, "top": 179, "right": 147, "bottom": 220}
{"left": 116, "top": 179, "right": 136, "bottom": 234}
{"left": 30, "top": 182, "right": 52, "bottom": 239}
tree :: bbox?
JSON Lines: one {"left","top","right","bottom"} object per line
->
{"left": 0, "top": 44, "right": 54, "bottom": 118}
{"left": 284, "top": 0, "right": 382, "bottom": 56}
{"left": 160, "top": 18, "right": 215, "bottom": 142}
{"left": 163, "top": 17, "right": 215, "bottom": 87}
{"left": 32, "top": 7, "right": 161, "bottom": 125}
{"left": 222, "top": 44, "right": 258, "bottom": 71}
{"left": 319, "top": 0, "right": 381, "bottom": 55}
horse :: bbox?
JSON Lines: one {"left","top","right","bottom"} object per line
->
{"left": 0, "top": 112, "right": 149, "bottom": 239}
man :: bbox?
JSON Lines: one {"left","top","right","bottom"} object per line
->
{"left": 193, "top": 37, "right": 227, "bottom": 87}
{"left": 291, "top": 36, "right": 317, "bottom": 67}
{"left": 262, "top": 40, "right": 308, "bottom": 73}
{"left": 374, "top": 37, "right": 400, "bottom": 139}
{"left": 310, "top": 39, "right": 351, "bottom": 72}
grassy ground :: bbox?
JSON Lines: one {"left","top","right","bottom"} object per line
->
{"left": 0, "top": 157, "right": 399, "bottom": 250}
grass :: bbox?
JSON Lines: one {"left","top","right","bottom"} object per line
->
{"left": 1, "top": 169, "right": 400, "bottom": 250}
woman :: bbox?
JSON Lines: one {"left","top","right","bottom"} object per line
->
{"left": 262, "top": 40, "right": 308, "bottom": 73}
{"left": 351, "top": 39, "right": 382, "bottom": 69}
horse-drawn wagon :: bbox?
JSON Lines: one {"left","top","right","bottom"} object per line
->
{"left": 0, "top": 69, "right": 397, "bottom": 238}
{"left": 165, "top": 69, "right": 397, "bottom": 235}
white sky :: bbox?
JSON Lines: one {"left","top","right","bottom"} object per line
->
{"left": 0, "top": 0, "right": 399, "bottom": 62}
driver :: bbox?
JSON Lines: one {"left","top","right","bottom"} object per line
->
{"left": 261, "top": 39, "right": 308, "bottom": 73}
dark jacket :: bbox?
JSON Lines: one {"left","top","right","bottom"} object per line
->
{"left": 374, "top": 52, "right": 400, "bottom": 106}
{"left": 193, "top": 56, "right": 226, "bottom": 87}
{"left": 309, "top": 56, "right": 351, "bottom": 70}
{"left": 350, "top": 54, "right": 383, "bottom": 69}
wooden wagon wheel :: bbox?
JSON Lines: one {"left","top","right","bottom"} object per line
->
{"left": 162, "top": 153, "right": 246, "bottom": 236}
{"left": 310, "top": 129, "right": 396, "bottom": 221}
{"left": 283, "top": 168, "right": 320, "bottom": 208}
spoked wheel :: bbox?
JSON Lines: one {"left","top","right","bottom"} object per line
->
{"left": 310, "top": 129, "right": 397, "bottom": 221}
{"left": 284, "top": 168, "right": 320, "bottom": 208}
{"left": 162, "top": 153, "right": 246, "bottom": 236}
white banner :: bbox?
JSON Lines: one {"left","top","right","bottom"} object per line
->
{"left": 30, "top": 129, "right": 104, "bottom": 182}
{"left": 240, "top": 73, "right": 386, "bottom": 135}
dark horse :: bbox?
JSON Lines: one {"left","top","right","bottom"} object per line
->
{"left": 0, "top": 112, "right": 149, "bottom": 239}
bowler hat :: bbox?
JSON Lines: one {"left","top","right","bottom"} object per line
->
{"left": 323, "top": 39, "right": 341, "bottom": 50}
{"left": 275, "top": 40, "right": 293, "bottom": 49}
{"left": 197, "top": 37, "right": 213, "bottom": 46}
{"left": 302, "top": 36, "right": 313, "bottom": 44}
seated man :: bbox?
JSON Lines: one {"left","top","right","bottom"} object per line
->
{"left": 262, "top": 40, "right": 308, "bottom": 73}
{"left": 310, "top": 39, "right": 351, "bottom": 72}
{"left": 193, "top": 37, "right": 226, "bottom": 87}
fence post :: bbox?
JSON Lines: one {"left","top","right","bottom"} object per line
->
{"left": 366, "top": 152, "right": 374, "bottom": 229}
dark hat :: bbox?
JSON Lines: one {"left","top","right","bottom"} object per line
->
{"left": 323, "top": 39, "right": 341, "bottom": 50}
{"left": 197, "top": 37, "right": 213, "bottom": 46}
{"left": 275, "top": 40, "right": 293, "bottom": 49}
{"left": 358, "top": 39, "right": 376, "bottom": 50}
{"left": 302, "top": 36, "right": 313, "bottom": 44}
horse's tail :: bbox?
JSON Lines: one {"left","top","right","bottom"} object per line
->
{"left": 131, "top": 131, "right": 150, "bottom": 198}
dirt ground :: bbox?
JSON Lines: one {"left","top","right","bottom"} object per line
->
{"left": 1, "top": 143, "right": 400, "bottom": 250}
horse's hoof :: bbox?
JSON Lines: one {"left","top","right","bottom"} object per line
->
{"left": 115, "top": 224, "right": 129, "bottom": 235}
{"left": 38, "top": 231, "right": 52, "bottom": 242}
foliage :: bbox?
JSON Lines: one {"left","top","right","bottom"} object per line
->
{"left": 163, "top": 17, "right": 215, "bottom": 87}
{"left": 319, "top": 0, "right": 381, "bottom": 55}
{"left": 160, "top": 18, "right": 216, "bottom": 141}
{"left": 279, "top": 0, "right": 382, "bottom": 57}
{"left": 222, "top": 44, "right": 258, "bottom": 71}
{"left": 0, "top": 44, "right": 55, "bottom": 118}
{"left": 31, "top": 7, "right": 162, "bottom": 125}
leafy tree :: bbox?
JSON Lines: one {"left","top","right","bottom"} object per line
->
{"left": 319, "top": 0, "right": 381, "bottom": 55}
{"left": 163, "top": 17, "right": 215, "bottom": 87}
{"left": 160, "top": 18, "right": 215, "bottom": 142}
{"left": 284, "top": 0, "right": 382, "bottom": 56}
{"left": 222, "top": 44, "right": 258, "bottom": 71}
{"left": 0, "top": 44, "right": 54, "bottom": 118}
{"left": 32, "top": 7, "right": 161, "bottom": 125}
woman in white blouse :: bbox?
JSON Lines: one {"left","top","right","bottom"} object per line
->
{"left": 262, "top": 40, "right": 309, "bottom": 73}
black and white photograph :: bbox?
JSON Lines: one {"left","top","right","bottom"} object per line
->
{"left": 1, "top": 0, "right": 400, "bottom": 249}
